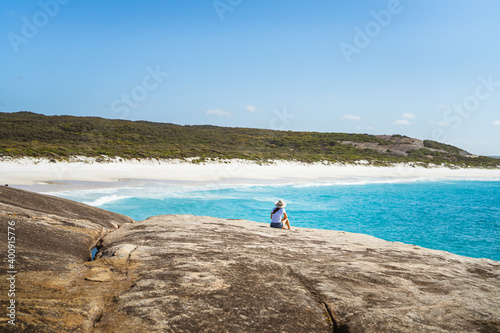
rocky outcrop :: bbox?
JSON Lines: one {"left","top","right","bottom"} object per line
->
{"left": 0, "top": 186, "right": 133, "bottom": 269}
{"left": 345, "top": 136, "right": 475, "bottom": 159}
{"left": 91, "top": 215, "right": 500, "bottom": 333}
{"left": 1, "top": 188, "right": 499, "bottom": 332}
{"left": 0, "top": 187, "right": 133, "bottom": 331}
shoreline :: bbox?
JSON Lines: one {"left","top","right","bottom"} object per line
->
{"left": 4, "top": 157, "right": 496, "bottom": 262}
{"left": 1, "top": 157, "right": 500, "bottom": 189}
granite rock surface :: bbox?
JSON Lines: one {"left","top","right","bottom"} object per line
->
{"left": 0, "top": 187, "right": 133, "bottom": 331}
{"left": 1, "top": 187, "right": 499, "bottom": 332}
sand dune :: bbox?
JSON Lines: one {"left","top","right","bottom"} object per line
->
{"left": 1, "top": 157, "right": 499, "bottom": 187}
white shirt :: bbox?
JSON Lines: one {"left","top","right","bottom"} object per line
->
{"left": 271, "top": 208, "right": 285, "bottom": 223}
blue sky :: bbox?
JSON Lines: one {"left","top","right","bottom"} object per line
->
{"left": 1, "top": 0, "right": 500, "bottom": 155}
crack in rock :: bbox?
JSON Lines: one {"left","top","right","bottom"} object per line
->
{"left": 287, "top": 267, "right": 350, "bottom": 333}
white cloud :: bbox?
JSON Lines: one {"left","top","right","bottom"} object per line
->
{"left": 246, "top": 104, "right": 257, "bottom": 112}
{"left": 494, "top": 120, "right": 500, "bottom": 126}
{"left": 402, "top": 112, "right": 417, "bottom": 119}
{"left": 206, "top": 109, "right": 233, "bottom": 117}
{"left": 394, "top": 119, "right": 411, "bottom": 125}
{"left": 395, "top": 113, "right": 416, "bottom": 125}
{"left": 342, "top": 114, "right": 362, "bottom": 121}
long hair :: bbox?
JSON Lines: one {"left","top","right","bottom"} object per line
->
{"left": 272, "top": 207, "right": 281, "bottom": 215}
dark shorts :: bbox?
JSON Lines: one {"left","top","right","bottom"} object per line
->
{"left": 270, "top": 222, "right": 283, "bottom": 229}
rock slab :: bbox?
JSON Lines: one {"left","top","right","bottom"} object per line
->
{"left": 93, "top": 215, "right": 500, "bottom": 333}
{"left": 0, "top": 187, "right": 133, "bottom": 331}
{"left": 1, "top": 188, "right": 499, "bottom": 332}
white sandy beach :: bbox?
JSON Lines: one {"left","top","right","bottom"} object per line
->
{"left": 1, "top": 157, "right": 499, "bottom": 188}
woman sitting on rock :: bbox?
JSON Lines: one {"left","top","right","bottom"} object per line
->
{"left": 270, "top": 199, "right": 291, "bottom": 230}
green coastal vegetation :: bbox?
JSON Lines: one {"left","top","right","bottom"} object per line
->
{"left": 1, "top": 111, "right": 499, "bottom": 168}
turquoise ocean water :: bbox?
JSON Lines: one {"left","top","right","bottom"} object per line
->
{"left": 49, "top": 179, "right": 500, "bottom": 261}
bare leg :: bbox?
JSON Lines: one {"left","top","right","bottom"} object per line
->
{"left": 283, "top": 218, "right": 291, "bottom": 230}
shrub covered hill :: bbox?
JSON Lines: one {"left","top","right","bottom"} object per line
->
{"left": 1, "top": 111, "right": 498, "bottom": 168}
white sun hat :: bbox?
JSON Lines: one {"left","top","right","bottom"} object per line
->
{"left": 275, "top": 199, "right": 287, "bottom": 208}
